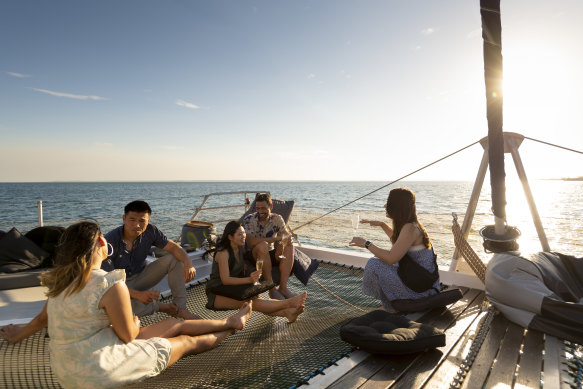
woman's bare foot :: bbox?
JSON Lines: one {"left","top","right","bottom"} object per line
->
{"left": 158, "top": 302, "right": 179, "bottom": 316}
{"left": 286, "top": 291, "right": 307, "bottom": 308}
{"left": 226, "top": 302, "right": 253, "bottom": 331}
{"left": 283, "top": 303, "right": 305, "bottom": 323}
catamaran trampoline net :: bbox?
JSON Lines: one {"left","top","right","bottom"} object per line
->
{"left": 1, "top": 262, "right": 379, "bottom": 389}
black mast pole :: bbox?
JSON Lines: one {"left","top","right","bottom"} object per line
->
{"left": 481, "top": 0, "right": 506, "bottom": 232}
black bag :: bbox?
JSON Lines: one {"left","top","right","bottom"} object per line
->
{"left": 397, "top": 249, "right": 439, "bottom": 293}
{"left": 207, "top": 280, "right": 275, "bottom": 301}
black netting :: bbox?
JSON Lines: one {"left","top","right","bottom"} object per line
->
{"left": 1, "top": 262, "right": 377, "bottom": 389}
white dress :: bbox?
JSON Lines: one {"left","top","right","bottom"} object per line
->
{"left": 47, "top": 269, "right": 171, "bottom": 389}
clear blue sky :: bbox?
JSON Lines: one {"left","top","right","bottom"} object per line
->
{"left": 1, "top": 0, "right": 582, "bottom": 182}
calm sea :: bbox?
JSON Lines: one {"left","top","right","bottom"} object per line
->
{"left": 1, "top": 180, "right": 581, "bottom": 265}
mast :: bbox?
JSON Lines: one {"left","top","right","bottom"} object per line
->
{"left": 479, "top": 0, "right": 520, "bottom": 251}
{"left": 481, "top": 0, "right": 506, "bottom": 233}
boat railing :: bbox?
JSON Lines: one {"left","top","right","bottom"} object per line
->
{"left": 187, "top": 190, "right": 268, "bottom": 224}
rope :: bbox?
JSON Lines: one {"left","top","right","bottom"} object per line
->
{"left": 452, "top": 213, "right": 487, "bottom": 283}
{"left": 292, "top": 140, "right": 481, "bottom": 233}
{"left": 309, "top": 275, "right": 368, "bottom": 313}
{"left": 524, "top": 136, "right": 583, "bottom": 155}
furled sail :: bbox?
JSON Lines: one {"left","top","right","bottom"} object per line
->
{"left": 480, "top": 0, "right": 506, "bottom": 224}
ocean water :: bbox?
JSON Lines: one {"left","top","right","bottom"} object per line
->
{"left": 0, "top": 180, "right": 581, "bottom": 265}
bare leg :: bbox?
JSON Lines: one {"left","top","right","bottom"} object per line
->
{"left": 275, "top": 243, "right": 294, "bottom": 297}
{"left": 166, "top": 330, "right": 234, "bottom": 367}
{"left": 138, "top": 302, "right": 252, "bottom": 339}
{"left": 252, "top": 242, "right": 273, "bottom": 283}
{"left": 214, "top": 292, "right": 307, "bottom": 322}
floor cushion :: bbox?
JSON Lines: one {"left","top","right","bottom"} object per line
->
{"left": 391, "top": 288, "right": 463, "bottom": 313}
{"left": 24, "top": 226, "right": 65, "bottom": 268}
{"left": 0, "top": 228, "right": 49, "bottom": 273}
{"left": 340, "top": 310, "right": 445, "bottom": 354}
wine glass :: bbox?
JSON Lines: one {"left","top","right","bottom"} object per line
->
{"left": 351, "top": 214, "right": 360, "bottom": 237}
{"left": 278, "top": 233, "right": 289, "bottom": 259}
{"left": 254, "top": 260, "right": 263, "bottom": 285}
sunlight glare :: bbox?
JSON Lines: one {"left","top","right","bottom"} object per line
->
{"left": 503, "top": 45, "right": 574, "bottom": 130}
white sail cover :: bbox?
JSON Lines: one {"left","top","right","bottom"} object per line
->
{"left": 485, "top": 251, "right": 583, "bottom": 343}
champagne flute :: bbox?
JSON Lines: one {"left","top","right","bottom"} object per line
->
{"left": 278, "top": 233, "right": 289, "bottom": 259}
{"left": 351, "top": 214, "right": 360, "bottom": 237}
{"left": 254, "top": 260, "right": 263, "bottom": 285}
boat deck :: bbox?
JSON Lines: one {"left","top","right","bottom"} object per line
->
{"left": 324, "top": 287, "right": 569, "bottom": 389}
{"left": 2, "top": 246, "right": 578, "bottom": 388}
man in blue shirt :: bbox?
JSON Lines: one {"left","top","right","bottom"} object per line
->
{"left": 103, "top": 200, "right": 198, "bottom": 319}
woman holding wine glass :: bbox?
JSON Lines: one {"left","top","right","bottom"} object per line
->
{"left": 349, "top": 188, "right": 439, "bottom": 312}
{"left": 205, "top": 221, "right": 307, "bottom": 323}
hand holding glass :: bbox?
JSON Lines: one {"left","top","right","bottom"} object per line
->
{"left": 254, "top": 260, "right": 263, "bottom": 285}
{"left": 278, "top": 233, "right": 289, "bottom": 259}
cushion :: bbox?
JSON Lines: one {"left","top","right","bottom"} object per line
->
{"left": 391, "top": 288, "right": 463, "bottom": 313}
{"left": 292, "top": 248, "right": 319, "bottom": 285}
{"left": 0, "top": 228, "right": 49, "bottom": 273}
{"left": 207, "top": 280, "right": 276, "bottom": 301}
{"left": 0, "top": 269, "right": 44, "bottom": 290}
{"left": 240, "top": 198, "right": 295, "bottom": 225}
{"left": 24, "top": 226, "right": 65, "bottom": 255}
{"left": 340, "top": 310, "right": 445, "bottom": 354}
{"left": 25, "top": 226, "right": 65, "bottom": 268}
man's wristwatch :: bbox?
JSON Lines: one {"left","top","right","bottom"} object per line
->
{"left": 365, "top": 241, "right": 372, "bottom": 249}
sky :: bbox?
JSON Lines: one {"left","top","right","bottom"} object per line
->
{"left": 1, "top": 0, "right": 582, "bottom": 182}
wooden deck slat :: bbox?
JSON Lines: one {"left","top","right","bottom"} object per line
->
{"left": 515, "top": 329, "right": 544, "bottom": 388}
{"left": 329, "top": 288, "right": 484, "bottom": 389}
{"left": 543, "top": 335, "right": 562, "bottom": 388}
{"left": 359, "top": 290, "right": 484, "bottom": 389}
{"left": 326, "top": 354, "right": 399, "bottom": 389}
{"left": 459, "top": 313, "right": 509, "bottom": 389}
{"left": 485, "top": 322, "right": 525, "bottom": 386}
{"left": 327, "top": 286, "right": 573, "bottom": 389}
{"left": 390, "top": 291, "right": 486, "bottom": 389}
{"left": 422, "top": 310, "right": 490, "bottom": 388}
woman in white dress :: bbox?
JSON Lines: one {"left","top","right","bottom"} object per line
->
{"left": 1, "top": 221, "right": 252, "bottom": 388}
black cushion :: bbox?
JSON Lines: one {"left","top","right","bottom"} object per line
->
{"left": 207, "top": 280, "right": 275, "bottom": 300}
{"left": 25, "top": 226, "right": 65, "bottom": 268}
{"left": 0, "top": 228, "right": 49, "bottom": 273}
{"left": 391, "top": 288, "right": 463, "bottom": 313}
{"left": 292, "top": 248, "right": 319, "bottom": 285}
{"left": 340, "top": 310, "right": 445, "bottom": 354}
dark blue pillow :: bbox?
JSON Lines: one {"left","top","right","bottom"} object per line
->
{"left": 292, "top": 248, "right": 319, "bottom": 285}
{"left": 0, "top": 228, "right": 49, "bottom": 273}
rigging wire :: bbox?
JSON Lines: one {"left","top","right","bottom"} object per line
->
{"left": 291, "top": 139, "right": 482, "bottom": 233}
{"left": 524, "top": 136, "right": 583, "bottom": 155}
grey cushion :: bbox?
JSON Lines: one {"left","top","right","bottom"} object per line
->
{"left": 0, "top": 269, "right": 44, "bottom": 290}
{"left": 340, "top": 310, "right": 445, "bottom": 354}
{"left": 240, "top": 198, "right": 295, "bottom": 224}
{"left": 0, "top": 228, "right": 49, "bottom": 273}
